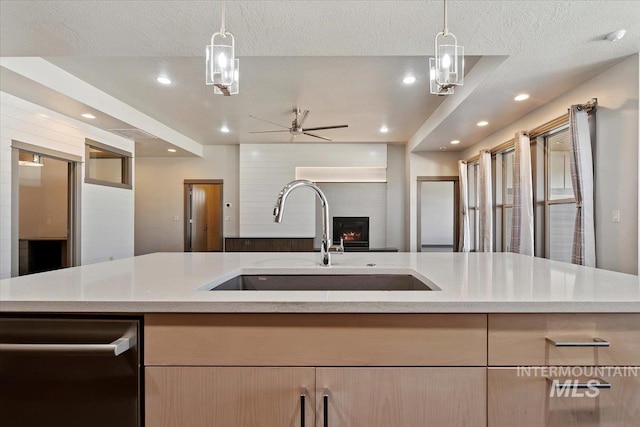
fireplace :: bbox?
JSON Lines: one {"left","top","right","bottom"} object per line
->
{"left": 333, "top": 217, "right": 369, "bottom": 248}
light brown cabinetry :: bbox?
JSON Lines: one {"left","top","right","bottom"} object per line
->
{"left": 488, "top": 313, "right": 640, "bottom": 427}
{"left": 488, "top": 313, "right": 640, "bottom": 366}
{"left": 145, "top": 367, "right": 314, "bottom": 427}
{"left": 488, "top": 367, "right": 640, "bottom": 427}
{"left": 317, "top": 368, "right": 486, "bottom": 427}
{"left": 144, "top": 314, "right": 487, "bottom": 427}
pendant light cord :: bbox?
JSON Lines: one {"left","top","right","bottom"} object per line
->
{"left": 220, "top": 0, "right": 226, "bottom": 36}
{"left": 443, "top": 0, "right": 449, "bottom": 34}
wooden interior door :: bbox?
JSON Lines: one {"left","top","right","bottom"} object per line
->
{"left": 190, "top": 185, "right": 207, "bottom": 251}
{"left": 186, "top": 182, "right": 223, "bottom": 252}
{"left": 146, "top": 367, "right": 315, "bottom": 427}
{"left": 316, "top": 368, "right": 486, "bottom": 427}
{"left": 202, "top": 184, "right": 222, "bottom": 251}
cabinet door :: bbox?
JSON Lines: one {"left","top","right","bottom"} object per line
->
{"left": 146, "top": 367, "right": 315, "bottom": 427}
{"left": 316, "top": 368, "right": 486, "bottom": 427}
{"left": 488, "top": 367, "right": 640, "bottom": 427}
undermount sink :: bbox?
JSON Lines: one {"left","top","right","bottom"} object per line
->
{"left": 211, "top": 274, "right": 436, "bottom": 291}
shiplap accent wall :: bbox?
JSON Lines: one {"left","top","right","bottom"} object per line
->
{"left": 239, "top": 144, "right": 387, "bottom": 237}
{"left": 0, "top": 92, "right": 135, "bottom": 278}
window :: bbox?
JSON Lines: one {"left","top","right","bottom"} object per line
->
{"left": 544, "top": 128, "right": 575, "bottom": 262}
{"left": 84, "top": 139, "right": 132, "bottom": 189}
{"left": 496, "top": 149, "right": 514, "bottom": 252}
{"left": 467, "top": 163, "right": 478, "bottom": 251}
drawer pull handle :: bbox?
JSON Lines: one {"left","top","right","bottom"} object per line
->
{"left": 0, "top": 335, "right": 134, "bottom": 356}
{"left": 300, "top": 392, "right": 306, "bottom": 427}
{"left": 546, "top": 337, "right": 609, "bottom": 347}
{"left": 323, "top": 392, "right": 329, "bottom": 427}
{"left": 548, "top": 378, "right": 612, "bottom": 390}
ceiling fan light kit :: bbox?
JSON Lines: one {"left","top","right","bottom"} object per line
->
{"left": 430, "top": 0, "right": 464, "bottom": 96}
{"left": 206, "top": 0, "right": 239, "bottom": 96}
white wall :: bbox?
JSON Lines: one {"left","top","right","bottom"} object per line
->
{"left": 461, "top": 54, "right": 639, "bottom": 274}
{"left": 386, "top": 144, "right": 406, "bottom": 251}
{"left": 134, "top": 145, "right": 239, "bottom": 255}
{"left": 420, "top": 181, "right": 454, "bottom": 245}
{"left": 0, "top": 92, "right": 135, "bottom": 278}
{"left": 406, "top": 150, "right": 460, "bottom": 252}
{"left": 239, "top": 144, "right": 387, "bottom": 237}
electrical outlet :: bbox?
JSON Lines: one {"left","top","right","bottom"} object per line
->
{"left": 612, "top": 210, "right": 620, "bottom": 223}
{"left": 225, "top": 216, "right": 232, "bottom": 221}
{"left": 46, "top": 219, "right": 52, "bottom": 226}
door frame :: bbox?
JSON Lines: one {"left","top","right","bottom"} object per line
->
{"left": 416, "top": 176, "right": 460, "bottom": 253}
{"left": 183, "top": 179, "right": 224, "bottom": 252}
{"left": 11, "top": 141, "right": 82, "bottom": 277}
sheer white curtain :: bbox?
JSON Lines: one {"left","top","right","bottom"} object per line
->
{"left": 510, "top": 131, "right": 535, "bottom": 256}
{"left": 477, "top": 150, "right": 493, "bottom": 252}
{"left": 458, "top": 160, "right": 470, "bottom": 252}
{"left": 568, "top": 106, "right": 596, "bottom": 267}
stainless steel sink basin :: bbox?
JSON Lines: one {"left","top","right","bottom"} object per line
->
{"left": 211, "top": 274, "right": 436, "bottom": 291}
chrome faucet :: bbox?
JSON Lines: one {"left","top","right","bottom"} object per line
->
{"left": 273, "top": 179, "right": 344, "bottom": 266}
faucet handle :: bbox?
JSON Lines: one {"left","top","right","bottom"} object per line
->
{"left": 329, "top": 238, "right": 345, "bottom": 254}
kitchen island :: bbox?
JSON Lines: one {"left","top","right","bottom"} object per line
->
{"left": 1, "top": 252, "right": 639, "bottom": 426}
{"left": 1, "top": 252, "right": 639, "bottom": 313}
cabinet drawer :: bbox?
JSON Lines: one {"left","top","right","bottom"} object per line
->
{"left": 145, "top": 313, "right": 487, "bottom": 366}
{"left": 488, "top": 367, "right": 640, "bottom": 427}
{"left": 489, "top": 314, "right": 640, "bottom": 366}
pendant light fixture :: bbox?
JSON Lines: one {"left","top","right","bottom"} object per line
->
{"left": 206, "top": 0, "right": 239, "bottom": 96}
{"left": 430, "top": 0, "right": 464, "bottom": 95}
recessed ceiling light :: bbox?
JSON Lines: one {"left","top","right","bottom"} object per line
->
{"left": 450, "top": 140, "right": 460, "bottom": 145}
{"left": 605, "top": 29, "right": 626, "bottom": 42}
{"left": 167, "top": 148, "right": 177, "bottom": 153}
{"left": 220, "top": 125, "right": 230, "bottom": 133}
{"left": 439, "top": 147, "right": 447, "bottom": 151}
{"left": 514, "top": 93, "right": 530, "bottom": 101}
{"left": 156, "top": 76, "right": 172, "bottom": 85}
{"left": 402, "top": 76, "right": 416, "bottom": 85}
{"left": 477, "top": 120, "right": 489, "bottom": 127}
{"left": 379, "top": 125, "right": 389, "bottom": 133}
{"left": 81, "top": 113, "right": 96, "bottom": 119}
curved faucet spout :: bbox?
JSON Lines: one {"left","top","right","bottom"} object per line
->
{"left": 273, "top": 180, "right": 332, "bottom": 266}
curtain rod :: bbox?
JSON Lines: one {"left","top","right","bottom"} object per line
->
{"left": 464, "top": 98, "right": 598, "bottom": 164}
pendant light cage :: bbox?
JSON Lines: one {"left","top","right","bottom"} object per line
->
{"left": 206, "top": 1, "right": 239, "bottom": 95}
{"left": 430, "top": 0, "right": 464, "bottom": 95}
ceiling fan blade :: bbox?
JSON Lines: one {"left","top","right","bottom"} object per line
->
{"left": 289, "top": 134, "right": 296, "bottom": 143}
{"left": 248, "top": 115, "right": 290, "bottom": 129}
{"left": 249, "top": 130, "right": 291, "bottom": 134}
{"left": 303, "top": 132, "right": 332, "bottom": 142}
{"left": 297, "top": 110, "right": 310, "bottom": 128}
{"left": 302, "top": 125, "right": 348, "bottom": 131}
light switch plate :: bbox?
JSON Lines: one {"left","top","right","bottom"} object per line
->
{"left": 612, "top": 210, "right": 620, "bottom": 222}
{"left": 173, "top": 215, "right": 180, "bottom": 221}
{"left": 225, "top": 216, "right": 232, "bottom": 221}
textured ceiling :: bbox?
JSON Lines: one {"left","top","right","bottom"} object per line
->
{"left": 1, "top": 1, "right": 638, "bottom": 153}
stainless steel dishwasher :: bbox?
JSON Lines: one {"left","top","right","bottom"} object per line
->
{"left": 0, "top": 316, "right": 141, "bottom": 427}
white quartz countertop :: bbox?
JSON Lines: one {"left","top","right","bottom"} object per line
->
{"left": 1, "top": 252, "right": 639, "bottom": 313}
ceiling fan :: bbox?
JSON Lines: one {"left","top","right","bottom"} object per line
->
{"left": 249, "top": 108, "right": 348, "bottom": 142}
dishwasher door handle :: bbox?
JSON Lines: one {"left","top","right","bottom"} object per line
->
{"left": 0, "top": 335, "right": 135, "bottom": 356}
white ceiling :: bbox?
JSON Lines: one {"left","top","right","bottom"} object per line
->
{"left": 0, "top": 1, "right": 638, "bottom": 154}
